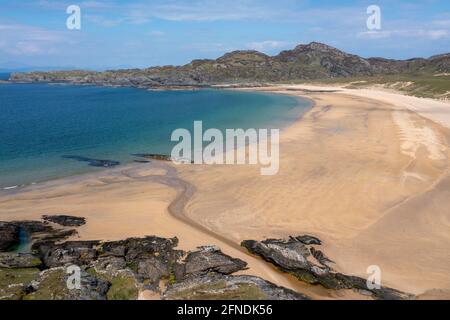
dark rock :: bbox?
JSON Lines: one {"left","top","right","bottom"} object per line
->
{"left": 34, "top": 241, "right": 100, "bottom": 268}
{"left": 42, "top": 215, "right": 86, "bottom": 227}
{"left": 1, "top": 220, "right": 78, "bottom": 253}
{"left": 242, "top": 239, "right": 311, "bottom": 271}
{"left": 163, "top": 274, "right": 310, "bottom": 300}
{"left": 92, "top": 256, "right": 127, "bottom": 273}
{"left": 34, "top": 229, "right": 78, "bottom": 243}
{"left": 294, "top": 235, "right": 322, "bottom": 245}
{"left": 1, "top": 219, "right": 321, "bottom": 300}
{"left": 242, "top": 237, "right": 413, "bottom": 300}
{"left": 183, "top": 246, "right": 248, "bottom": 277}
{"left": 100, "top": 236, "right": 181, "bottom": 260}
{"left": 13, "top": 221, "right": 53, "bottom": 234}
{"left": 0, "top": 253, "right": 42, "bottom": 269}
{"left": 0, "top": 222, "right": 20, "bottom": 251}
{"left": 99, "top": 237, "right": 183, "bottom": 286}
{"left": 62, "top": 155, "right": 120, "bottom": 168}
{"left": 136, "top": 257, "right": 170, "bottom": 283}
{"left": 310, "top": 247, "right": 334, "bottom": 266}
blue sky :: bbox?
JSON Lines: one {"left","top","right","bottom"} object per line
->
{"left": 0, "top": 0, "right": 449, "bottom": 69}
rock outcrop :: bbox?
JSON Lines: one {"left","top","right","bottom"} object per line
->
{"left": 181, "top": 246, "right": 248, "bottom": 277}
{"left": 242, "top": 236, "right": 413, "bottom": 300}
{"left": 0, "top": 218, "right": 414, "bottom": 300}
{"left": 42, "top": 215, "right": 86, "bottom": 227}
{"left": 0, "top": 217, "right": 311, "bottom": 300}
{"left": 61, "top": 155, "right": 120, "bottom": 168}
{"left": 0, "top": 220, "right": 76, "bottom": 253}
{"left": 0, "top": 222, "right": 19, "bottom": 251}
{"left": 0, "top": 253, "right": 42, "bottom": 269}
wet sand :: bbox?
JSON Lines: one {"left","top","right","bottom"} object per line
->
{"left": 1, "top": 86, "right": 450, "bottom": 298}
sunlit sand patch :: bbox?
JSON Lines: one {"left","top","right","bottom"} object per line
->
{"left": 392, "top": 110, "right": 446, "bottom": 161}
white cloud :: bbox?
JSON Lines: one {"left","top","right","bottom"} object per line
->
{"left": 0, "top": 23, "right": 75, "bottom": 56}
{"left": 84, "top": 14, "right": 125, "bottom": 27}
{"left": 357, "top": 29, "right": 450, "bottom": 40}
{"left": 427, "top": 29, "right": 449, "bottom": 40}
{"left": 357, "top": 30, "right": 393, "bottom": 39}
{"left": 246, "top": 40, "right": 290, "bottom": 52}
{"left": 432, "top": 19, "right": 450, "bottom": 27}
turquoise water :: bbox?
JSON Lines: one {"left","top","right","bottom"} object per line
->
{"left": 0, "top": 83, "right": 311, "bottom": 188}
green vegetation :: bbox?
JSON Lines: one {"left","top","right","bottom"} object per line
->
{"left": 125, "top": 261, "right": 139, "bottom": 273}
{"left": 297, "top": 74, "right": 450, "bottom": 99}
{"left": 22, "top": 268, "right": 69, "bottom": 300}
{"left": 87, "top": 267, "right": 138, "bottom": 300}
{"left": 0, "top": 268, "right": 41, "bottom": 300}
{"left": 106, "top": 275, "right": 138, "bottom": 300}
{"left": 167, "top": 280, "right": 268, "bottom": 300}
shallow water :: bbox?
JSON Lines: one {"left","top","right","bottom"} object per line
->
{"left": 0, "top": 83, "right": 311, "bottom": 188}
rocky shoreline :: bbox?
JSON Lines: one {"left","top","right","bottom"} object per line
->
{"left": 0, "top": 217, "right": 307, "bottom": 300}
{"left": 0, "top": 216, "right": 413, "bottom": 300}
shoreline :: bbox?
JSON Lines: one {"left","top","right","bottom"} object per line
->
{"left": 0, "top": 82, "right": 313, "bottom": 194}
{"left": 1, "top": 85, "right": 450, "bottom": 298}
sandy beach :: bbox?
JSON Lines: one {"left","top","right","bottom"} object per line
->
{"left": 1, "top": 85, "right": 450, "bottom": 299}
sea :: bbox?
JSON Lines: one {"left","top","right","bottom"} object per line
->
{"left": 0, "top": 82, "right": 312, "bottom": 189}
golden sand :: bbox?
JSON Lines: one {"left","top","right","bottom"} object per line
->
{"left": 1, "top": 86, "right": 449, "bottom": 298}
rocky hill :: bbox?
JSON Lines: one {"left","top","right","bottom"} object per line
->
{"left": 9, "top": 42, "right": 450, "bottom": 88}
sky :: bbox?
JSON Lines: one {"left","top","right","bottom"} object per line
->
{"left": 0, "top": 0, "right": 449, "bottom": 70}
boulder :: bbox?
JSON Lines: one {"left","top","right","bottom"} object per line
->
{"left": 183, "top": 246, "right": 248, "bottom": 277}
